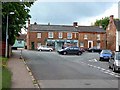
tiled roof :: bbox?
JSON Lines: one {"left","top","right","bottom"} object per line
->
{"left": 30, "top": 24, "right": 78, "bottom": 32}
{"left": 29, "top": 24, "right": 106, "bottom": 33}
{"left": 114, "top": 19, "right": 120, "bottom": 31}
{"left": 76, "top": 26, "right": 106, "bottom": 33}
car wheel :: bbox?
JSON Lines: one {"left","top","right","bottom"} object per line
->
{"left": 77, "top": 52, "right": 82, "bottom": 55}
{"left": 39, "top": 49, "right": 42, "bottom": 51}
{"left": 63, "top": 51, "right": 67, "bottom": 55}
{"left": 92, "top": 50, "right": 94, "bottom": 52}
{"left": 49, "top": 49, "right": 52, "bottom": 51}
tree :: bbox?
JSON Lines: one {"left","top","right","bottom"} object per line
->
{"left": 2, "top": 2, "right": 35, "bottom": 45}
{"left": 94, "top": 17, "right": 109, "bottom": 30}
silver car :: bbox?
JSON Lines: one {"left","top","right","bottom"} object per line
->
{"left": 108, "top": 51, "right": 120, "bottom": 72}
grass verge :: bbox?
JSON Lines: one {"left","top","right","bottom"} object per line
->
{"left": 0, "top": 57, "right": 12, "bottom": 89}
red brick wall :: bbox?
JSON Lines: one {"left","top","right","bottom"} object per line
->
{"left": 78, "top": 32, "right": 106, "bottom": 49}
{"left": 27, "top": 31, "right": 106, "bottom": 50}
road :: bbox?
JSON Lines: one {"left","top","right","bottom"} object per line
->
{"left": 14, "top": 50, "right": 120, "bottom": 89}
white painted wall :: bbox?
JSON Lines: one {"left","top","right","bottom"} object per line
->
{"left": 116, "top": 30, "right": 120, "bottom": 51}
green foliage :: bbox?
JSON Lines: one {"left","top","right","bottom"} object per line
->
{"left": 2, "top": 68, "right": 12, "bottom": 89}
{"left": 94, "top": 17, "right": 109, "bottom": 30}
{"left": 2, "top": 2, "right": 35, "bottom": 45}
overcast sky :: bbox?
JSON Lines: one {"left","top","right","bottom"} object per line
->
{"left": 28, "top": 0, "right": 119, "bottom": 26}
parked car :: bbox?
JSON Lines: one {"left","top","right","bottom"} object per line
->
{"left": 87, "top": 47, "right": 102, "bottom": 53}
{"left": 99, "top": 50, "right": 112, "bottom": 61}
{"left": 108, "top": 51, "right": 120, "bottom": 72}
{"left": 37, "top": 46, "right": 53, "bottom": 51}
{"left": 57, "top": 46, "right": 82, "bottom": 55}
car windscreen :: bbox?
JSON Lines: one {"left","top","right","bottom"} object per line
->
{"left": 115, "top": 52, "right": 120, "bottom": 60}
{"left": 64, "top": 47, "right": 69, "bottom": 50}
{"left": 102, "top": 50, "right": 112, "bottom": 54}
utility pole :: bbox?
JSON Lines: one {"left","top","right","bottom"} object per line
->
{"left": 5, "top": 15, "right": 8, "bottom": 57}
{"left": 5, "top": 12, "right": 14, "bottom": 58}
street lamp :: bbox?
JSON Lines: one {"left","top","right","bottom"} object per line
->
{"left": 5, "top": 12, "right": 14, "bottom": 57}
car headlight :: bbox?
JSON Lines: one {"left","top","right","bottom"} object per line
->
{"left": 100, "top": 54, "right": 103, "bottom": 57}
{"left": 114, "top": 61, "right": 119, "bottom": 66}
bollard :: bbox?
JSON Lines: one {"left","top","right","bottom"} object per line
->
{"left": 20, "top": 49, "right": 22, "bottom": 59}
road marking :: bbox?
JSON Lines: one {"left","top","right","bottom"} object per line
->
{"left": 89, "top": 59, "right": 98, "bottom": 62}
{"left": 80, "top": 61, "right": 120, "bottom": 78}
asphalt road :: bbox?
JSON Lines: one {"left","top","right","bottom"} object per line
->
{"left": 14, "top": 50, "right": 120, "bottom": 88}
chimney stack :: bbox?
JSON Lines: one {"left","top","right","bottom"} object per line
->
{"left": 73, "top": 22, "right": 78, "bottom": 27}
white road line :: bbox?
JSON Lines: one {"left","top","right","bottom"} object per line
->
{"left": 80, "top": 61, "right": 120, "bottom": 78}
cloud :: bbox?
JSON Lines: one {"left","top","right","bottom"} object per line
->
{"left": 79, "top": 3, "right": 118, "bottom": 26}
{"left": 29, "top": 1, "right": 115, "bottom": 25}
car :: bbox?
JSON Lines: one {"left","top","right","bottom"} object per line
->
{"left": 37, "top": 46, "right": 53, "bottom": 51}
{"left": 99, "top": 50, "right": 112, "bottom": 61}
{"left": 57, "top": 46, "right": 82, "bottom": 55}
{"left": 87, "top": 46, "right": 102, "bottom": 53}
{"left": 108, "top": 51, "right": 120, "bottom": 72}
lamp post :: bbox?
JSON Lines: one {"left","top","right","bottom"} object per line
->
{"left": 5, "top": 12, "right": 14, "bottom": 57}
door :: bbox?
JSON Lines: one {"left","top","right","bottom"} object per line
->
{"left": 31, "top": 42, "right": 35, "bottom": 50}
{"left": 88, "top": 41, "right": 93, "bottom": 48}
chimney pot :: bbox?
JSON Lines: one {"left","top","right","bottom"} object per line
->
{"left": 73, "top": 22, "right": 78, "bottom": 27}
{"left": 109, "top": 15, "right": 114, "bottom": 23}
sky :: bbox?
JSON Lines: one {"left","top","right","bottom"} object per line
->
{"left": 29, "top": 0, "right": 119, "bottom": 25}
{"left": 22, "top": 0, "right": 119, "bottom": 33}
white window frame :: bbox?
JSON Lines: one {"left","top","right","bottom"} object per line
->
{"left": 97, "top": 42, "right": 100, "bottom": 49}
{"left": 37, "top": 33, "right": 41, "bottom": 38}
{"left": 97, "top": 34, "right": 100, "bottom": 40}
{"left": 67, "top": 32, "right": 72, "bottom": 39}
{"left": 59, "top": 32, "right": 63, "bottom": 38}
{"left": 80, "top": 42, "right": 84, "bottom": 47}
{"left": 84, "top": 34, "right": 88, "bottom": 39}
{"left": 48, "top": 32, "right": 53, "bottom": 38}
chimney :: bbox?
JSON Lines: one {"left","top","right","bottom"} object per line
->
{"left": 73, "top": 22, "right": 78, "bottom": 27}
{"left": 48, "top": 22, "right": 50, "bottom": 25}
{"left": 34, "top": 22, "right": 37, "bottom": 25}
{"left": 109, "top": 15, "right": 114, "bottom": 23}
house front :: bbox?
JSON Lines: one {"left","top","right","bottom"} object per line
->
{"left": 27, "top": 21, "right": 106, "bottom": 50}
{"left": 27, "top": 23, "right": 79, "bottom": 50}
{"left": 77, "top": 26, "right": 106, "bottom": 49}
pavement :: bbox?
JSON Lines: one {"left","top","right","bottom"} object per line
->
{"left": 7, "top": 50, "right": 36, "bottom": 88}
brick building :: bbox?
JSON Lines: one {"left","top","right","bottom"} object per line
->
{"left": 27, "top": 21, "right": 106, "bottom": 50}
{"left": 106, "top": 15, "right": 120, "bottom": 51}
